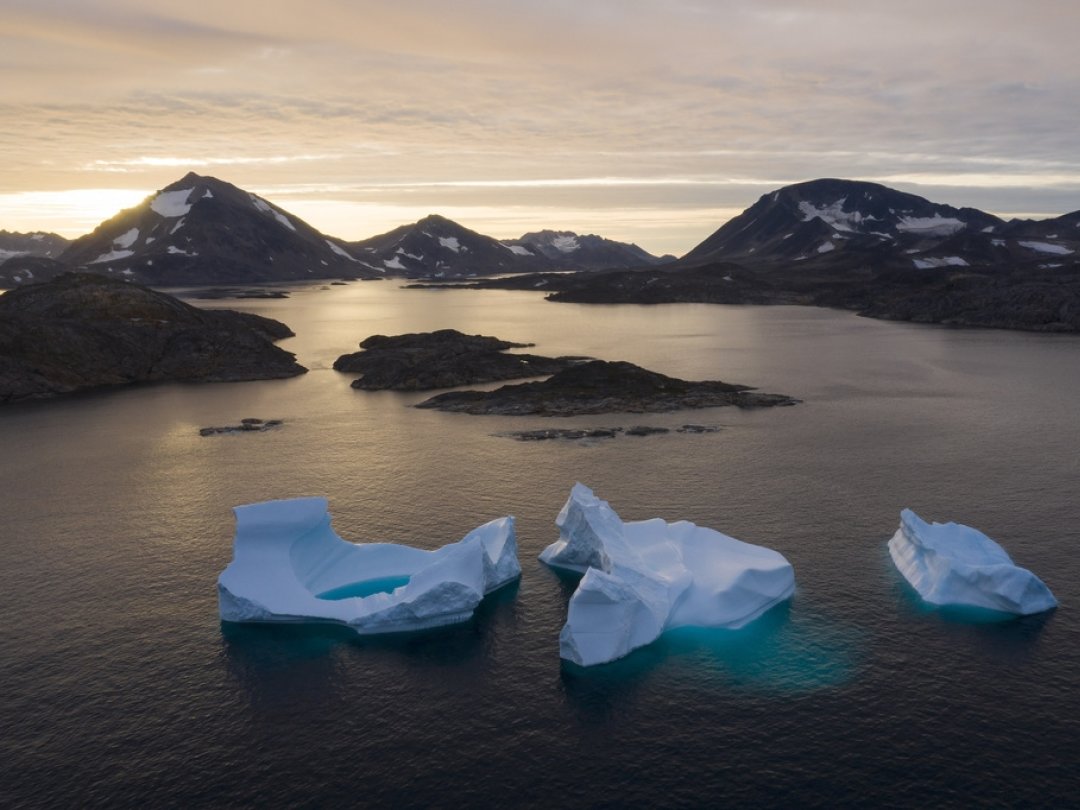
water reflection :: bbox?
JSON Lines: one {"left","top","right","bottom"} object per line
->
{"left": 560, "top": 597, "right": 860, "bottom": 720}
{"left": 220, "top": 581, "right": 521, "bottom": 707}
{"left": 889, "top": 570, "right": 1053, "bottom": 659}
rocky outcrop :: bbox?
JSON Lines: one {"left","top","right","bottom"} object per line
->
{"left": 334, "top": 328, "right": 583, "bottom": 390}
{"left": 416, "top": 360, "right": 798, "bottom": 416}
{"left": 0, "top": 273, "right": 306, "bottom": 403}
{"left": 199, "top": 418, "right": 284, "bottom": 436}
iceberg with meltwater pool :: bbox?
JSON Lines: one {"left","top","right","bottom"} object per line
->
{"left": 888, "top": 508, "right": 1056, "bottom": 615}
{"left": 218, "top": 497, "right": 520, "bottom": 633}
{"left": 540, "top": 483, "right": 795, "bottom": 666}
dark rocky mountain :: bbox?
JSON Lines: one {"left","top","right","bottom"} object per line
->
{"left": 333, "top": 328, "right": 582, "bottom": 390}
{"left": 416, "top": 359, "right": 798, "bottom": 416}
{"left": 0, "top": 273, "right": 305, "bottom": 403}
{"left": 502, "top": 230, "right": 672, "bottom": 270}
{"left": 0, "top": 230, "right": 70, "bottom": 263}
{"left": 0, "top": 256, "right": 70, "bottom": 288}
{"left": 348, "top": 214, "right": 551, "bottom": 278}
{"left": 57, "top": 173, "right": 381, "bottom": 285}
{"left": 458, "top": 179, "right": 1080, "bottom": 332}
{"left": 681, "top": 178, "right": 1015, "bottom": 270}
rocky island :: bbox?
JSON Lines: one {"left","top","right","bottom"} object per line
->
{"left": 334, "top": 328, "right": 583, "bottom": 390}
{"left": 416, "top": 359, "right": 798, "bottom": 416}
{"left": 0, "top": 273, "right": 306, "bottom": 403}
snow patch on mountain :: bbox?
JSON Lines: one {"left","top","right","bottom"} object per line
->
{"left": 325, "top": 239, "right": 357, "bottom": 262}
{"left": 1019, "top": 241, "right": 1073, "bottom": 255}
{"left": 249, "top": 194, "right": 297, "bottom": 232}
{"left": 383, "top": 257, "right": 405, "bottom": 270}
{"left": 90, "top": 249, "right": 135, "bottom": 264}
{"left": 552, "top": 234, "right": 580, "bottom": 253}
{"left": 151, "top": 188, "right": 194, "bottom": 218}
{"left": 913, "top": 256, "right": 969, "bottom": 269}
{"left": 798, "top": 199, "right": 879, "bottom": 232}
{"left": 0, "top": 248, "right": 28, "bottom": 263}
{"left": 438, "top": 236, "right": 462, "bottom": 252}
{"left": 896, "top": 215, "right": 965, "bottom": 236}
{"left": 114, "top": 228, "right": 139, "bottom": 249}
{"left": 507, "top": 245, "right": 533, "bottom": 256}
{"left": 817, "top": 241, "right": 836, "bottom": 254}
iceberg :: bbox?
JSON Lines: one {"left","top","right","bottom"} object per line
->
{"left": 218, "top": 497, "right": 520, "bottom": 634}
{"left": 540, "top": 484, "right": 795, "bottom": 666}
{"left": 888, "top": 509, "right": 1057, "bottom": 615}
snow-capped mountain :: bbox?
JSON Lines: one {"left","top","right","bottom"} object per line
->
{"left": 58, "top": 173, "right": 381, "bottom": 285}
{"left": 0, "top": 230, "right": 70, "bottom": 264}
{"left": 503, "top": 230, "right": 672, "bottom": 270}
{"left": 680, "top": 178, "right": 1080, "bottom": 272}
{"left": 348, "top": 214, "right": 550, "bottom": 278}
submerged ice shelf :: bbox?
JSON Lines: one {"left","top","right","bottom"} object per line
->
{"left": 888, "top": 509, "right": 1057, "bottom": 615}
{"left": 218, "top": 497, "right": 520, "bottom": 633}
{"left": 540, "top": 484, "right": 796, "bottom": 666}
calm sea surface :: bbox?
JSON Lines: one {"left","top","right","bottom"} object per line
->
{"left": 2, "top": 282, "right": 1078, "bottom": 808}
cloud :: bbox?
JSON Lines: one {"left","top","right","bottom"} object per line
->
{"left": 2, "top": 1, "right": 1079, "bottom": 252}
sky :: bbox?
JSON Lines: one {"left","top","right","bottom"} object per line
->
{"left": 2, "top": 0, "right": 1079, "bottom": 256}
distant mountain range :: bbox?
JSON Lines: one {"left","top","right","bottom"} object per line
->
{"left": 0, "top": 174, "right": 669, "bottom": 286}
{"left": 4, "top": 175, "right": 1080, "bottom": 332}
{"left": 348, "top": 214, "right": 549, "bottom": 278}
{"left": 0, "top": 230, "right": 69, "bottom": 262}
{"left": 503, "top": 230, "right": 674, "bottom": 270}
{"left": 463, "top": 179, "right": 1080, "bottom": 332}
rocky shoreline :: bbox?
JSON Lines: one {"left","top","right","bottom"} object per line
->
{"left": 0, "top": 273, "right": 306, "bottom": 404}
{"left": 417, "top": 359, "right": 798, "bottom": 416}
{"left": 334, "top": 328, "right": 584, "bottom": 390}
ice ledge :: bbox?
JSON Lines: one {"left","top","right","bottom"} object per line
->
{"left": 888, "top": 508, "right": 1056, "bottom": 615}
{"left": 218, "top": 497, "right": 520, "bottom": 634}
{"left": 541, "top": 483, "right": 795, "bottom": 666}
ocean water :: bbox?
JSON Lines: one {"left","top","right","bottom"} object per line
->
{"left": 1, "top": 282, "right": 1078, "bottom": 808}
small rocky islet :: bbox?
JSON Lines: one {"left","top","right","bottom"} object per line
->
{"left": 498, "top": 424, "right": 722, "bottom": 441}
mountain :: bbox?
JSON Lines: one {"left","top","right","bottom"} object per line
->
{"left": 348, "top": 214, "right": 550, "bottom": 278}
{"left": 57, "top": 173, "right": 381, "bottom": 285}
{"left": 463, "top": 178, "right": 1080, "bottom": 332}
{"left": 502, "top": 230, "right": 673, "bottom": 270}
{"left": 680, "top": 178, "right": 1020, "bottom": 270}
{"left": 0, "top": 230, "right": 70, "bottom": 264}
{"left": 0, "top": 257, "right": 70, "bottom": 288}
{"left": 0, "top": 273, "right": 305, "bottom": 403}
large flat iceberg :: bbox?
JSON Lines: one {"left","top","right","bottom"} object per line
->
{"left": 540, "top": 484, "right": 795, "bottom": 666}
{"left": 218, "top": 497, "right": 520, "bottom": 634}
{"left": 888, "top": 509, "right": 1056, "bottom": 615}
